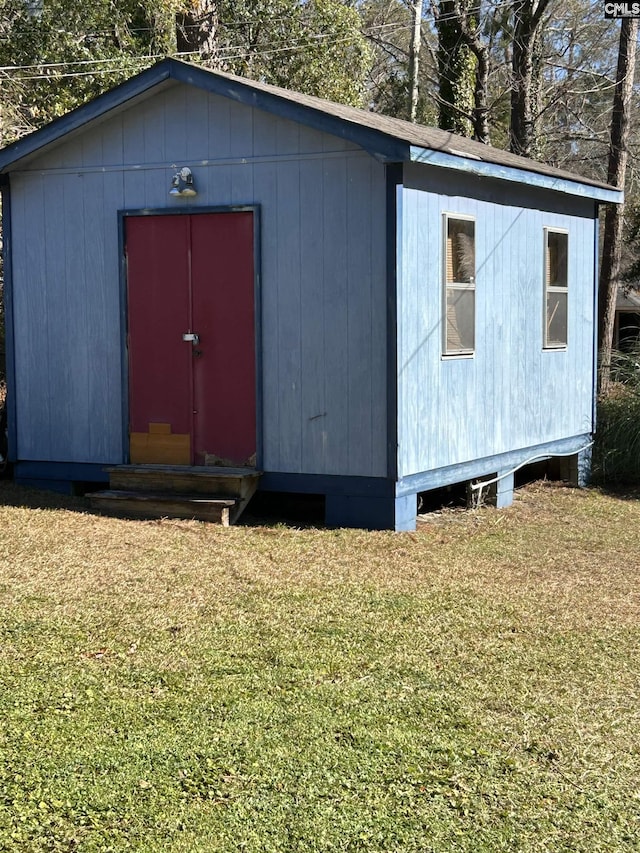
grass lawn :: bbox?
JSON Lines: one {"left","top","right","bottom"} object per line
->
{"left": 0, "top": 480, "right": 639, "bottom": 852}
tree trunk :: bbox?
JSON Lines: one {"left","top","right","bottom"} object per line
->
{"left": 472, "top": 33, "right": 490, "bottom": 143}
{"left": 408, "top": 0, "right": 422, "bottom": 122}
{"left": 436, "top": 0, "right": 475, "bottom": 136}
{"left": 510, "top": 0, "right": 550, "bottom": 157}
{"left": 598, "top": 17, "right": 638, "bottom": 394}
{"left": 176, "top": 0, "right": 219, "bottom": 66}
{"left": 435, "top": 0, "right": 489, "bottom": 142}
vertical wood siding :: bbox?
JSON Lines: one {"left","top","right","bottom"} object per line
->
{"left": 9, "top": 83, "right": 387, "bottom": 476}
{"left": 397, "top": 164, "right": 597, "bottom": 478}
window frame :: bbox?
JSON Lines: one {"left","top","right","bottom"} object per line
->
{"left": 442, "top": 212, "right": 476, "bottom": 358}
{"left": 543, "top": 227, "right": 569, "bottom": 350}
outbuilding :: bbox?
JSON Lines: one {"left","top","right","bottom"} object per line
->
{"left": 0, "top": 58, "right": 622, "bottom": 530}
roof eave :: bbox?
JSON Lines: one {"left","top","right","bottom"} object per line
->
{"left": 0, "top": 56, "right": 624, "bottom": 204}
{"left": 0, "top": 63, "right": 176, "bottom": 171}
{"left": 409, "top": 146, "right": 623, "bottom": 204}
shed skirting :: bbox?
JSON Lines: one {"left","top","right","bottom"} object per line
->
{"left": 395, "top": 434, "right": 592, "bottom": 496}
{"left": 260, "top": 435, "right": 593, "bottom": 530}
{"left": 14, "top": 434, "right": 590, "bottom": 527}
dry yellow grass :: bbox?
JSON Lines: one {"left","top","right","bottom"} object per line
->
{"left": 0, "top": 478, "right": 638, "bottom": 630}
{"left": 0, "top": 479, "right": 638, "bottom": 851}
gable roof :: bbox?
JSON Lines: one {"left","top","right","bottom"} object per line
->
{"left": 0, "top": 57, "right": 622, "bottom": 203}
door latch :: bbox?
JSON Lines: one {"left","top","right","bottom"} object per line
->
{"left": 182, "top": 332, "right": 200, "bottom": 345}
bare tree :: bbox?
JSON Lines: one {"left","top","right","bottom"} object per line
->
{"left": 598, "top": 17, "right": 639, "bottom": 394}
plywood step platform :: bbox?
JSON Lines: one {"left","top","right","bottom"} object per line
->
{"left": 88, "top": 465, "right": 262, "bottom": 525}
{"left": 106, "top": 465, "right": 260, "bottom": 498}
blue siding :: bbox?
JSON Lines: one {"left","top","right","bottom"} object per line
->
{"left": 11, "top": 166, "right": 125, "bottom": 463}
{"left": 299, "top": 158, "right": 326, "bottom": 470}
{"left": 12, "top": 178, "right": 52, "bottom": 458}
{"left": 275, "top": 157, "right": 303, "bottom": 471}
{"left": 397, "top": 163, "right": 597, "bottom": 479}
{"left": 9, "top": 83, "right": 388, "bottom": 476}
{"left": 322, "top": 157, "right": 350, "bottom": 474}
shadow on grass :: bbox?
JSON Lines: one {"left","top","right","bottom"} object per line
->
{"left": 0, "top": 480, "right": 90, "bottom": 513}
{"left": 2, "top": 475, "right": 638, "bottom": 531}
{"left": 590, "top": 482, "right": 640, "bottom": 502}
{"left": 0, "top": 479, "right": 328, "bottom": 530}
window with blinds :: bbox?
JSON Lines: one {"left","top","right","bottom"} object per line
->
{"left": 544, "top": 229, "right": 568, "bottom": 348}
{"left": 443, "top": 215, "right": 475, "bottom": 355}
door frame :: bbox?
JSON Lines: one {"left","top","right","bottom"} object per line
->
{"left": 118, "top": 204, "right": 262, "bottom": 468}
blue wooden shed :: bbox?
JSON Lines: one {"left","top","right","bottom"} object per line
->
{"left": 0, "top": 59, "right": 622, "bottom": 530}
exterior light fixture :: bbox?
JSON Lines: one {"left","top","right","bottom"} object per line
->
{"left": 169, "top": 166, "right": 197, "bottom": 198}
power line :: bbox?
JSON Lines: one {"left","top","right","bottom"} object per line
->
{"left": 0, "top": 54, "right": 171, "bottom": 73}
{"left": 0, "top": 21, "right": 411, "bottom": 79}
{"left": 0, "top": 1, "right": 611, "bottom": 84}
{"left": 0, "top": 1, "right": 518, "bottom": 77}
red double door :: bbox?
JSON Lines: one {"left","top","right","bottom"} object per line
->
{"left": 125, "top": 211, "right": 256, "bottom": 467}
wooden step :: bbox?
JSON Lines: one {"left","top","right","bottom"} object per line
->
{"left": 87, "top": 490, "right": 236, "bottom": 525}
{"left": 103, "top": 465, "right": 262, "bottom": 524}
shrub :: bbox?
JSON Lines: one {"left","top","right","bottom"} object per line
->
{"left": 593, "top": 346, "right": 640, "bottom": 484}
